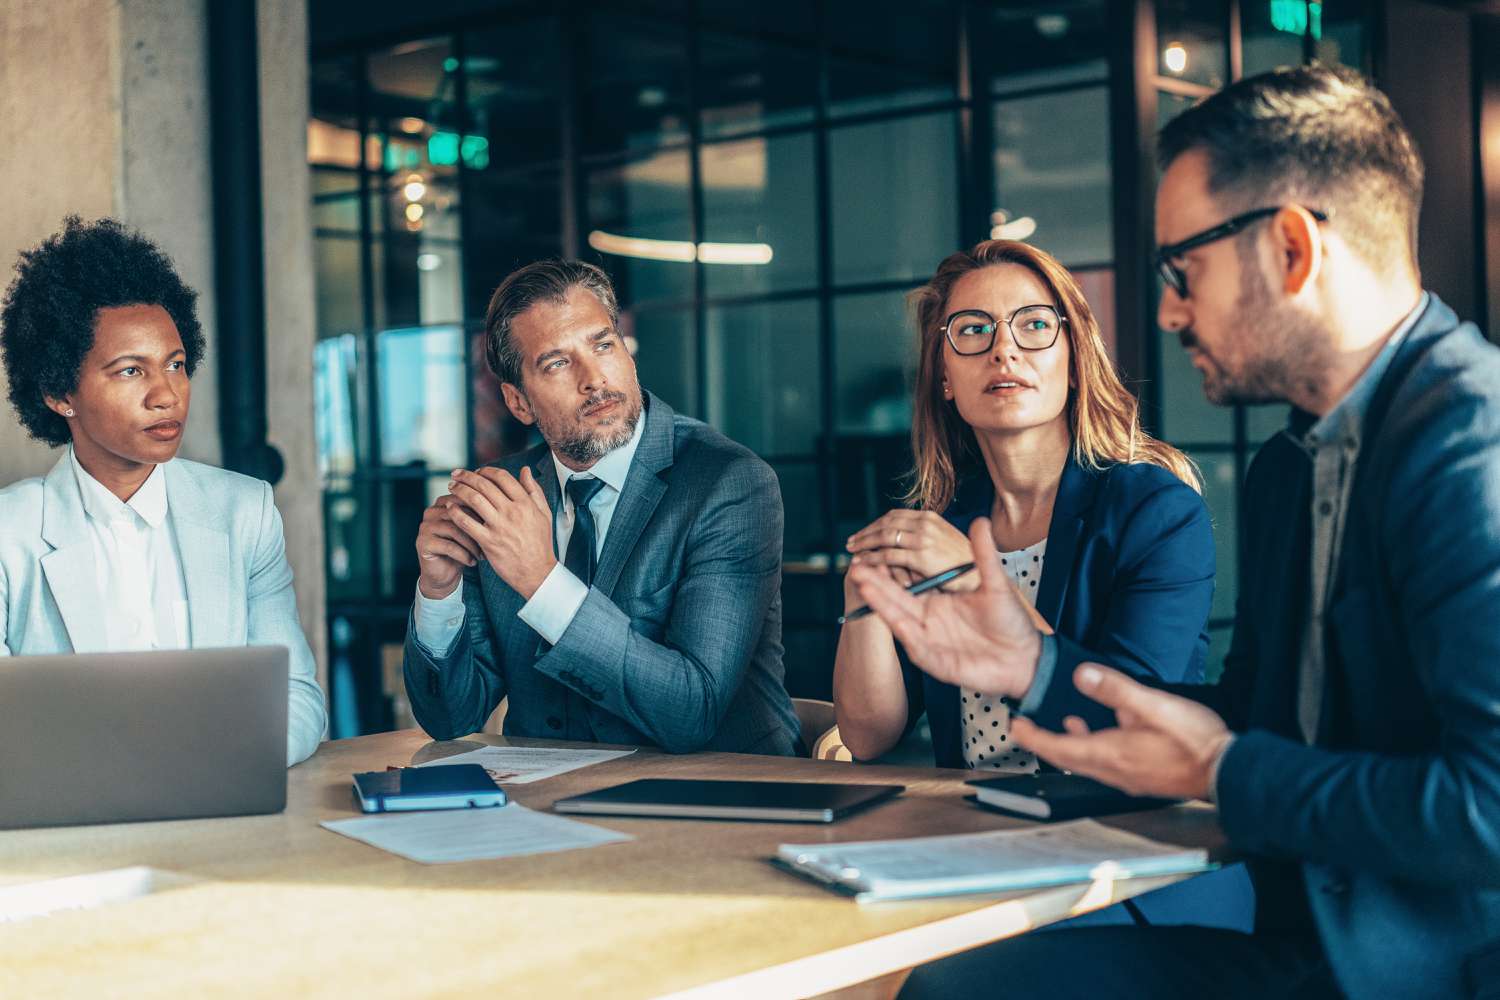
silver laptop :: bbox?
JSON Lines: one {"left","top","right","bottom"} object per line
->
{"left": 0, "top": 647, "right": 289, "bottom": 829}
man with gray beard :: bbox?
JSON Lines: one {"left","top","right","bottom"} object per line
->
{"left": 402, "top": 259, "right": 800, "bottom": 756}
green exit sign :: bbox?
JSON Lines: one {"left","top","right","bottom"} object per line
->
{"left": 1270, "top": 0, "right": 1322, "bottom": 40}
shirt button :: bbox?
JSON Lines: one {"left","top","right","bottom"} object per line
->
{"left": 1318, "top": 500, "right": 1334, "bottom": 516}
{"left": 546, "top": 716, "right": 562, "bottom": 731}
{"left": 445, "top": 618, "right": 460, "bottom": 627}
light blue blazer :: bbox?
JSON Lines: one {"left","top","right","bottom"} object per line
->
{"left": 0, "top": 451, "right": 327, "bottom": 765}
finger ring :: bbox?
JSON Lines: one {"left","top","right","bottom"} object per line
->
{"left": 894, "top": 529, "right": 904, "bottom": 547}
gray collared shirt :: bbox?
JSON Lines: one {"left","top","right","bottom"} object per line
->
{"left": 1206, "top": 294, "right": 1427, "bottom": 799}
{"left": 1294, "top": 292, "right": 1427, "bottom": 743}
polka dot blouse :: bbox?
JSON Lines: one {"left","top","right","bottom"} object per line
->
{"left": 961, "top": 537, "right": 1046, "bottom": 774}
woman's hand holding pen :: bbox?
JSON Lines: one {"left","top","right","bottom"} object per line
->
{"left": 848, "top": 518, "right": 1049, "bottom": 700}
{"left": 846, "top": 510, "right": 980, "bottom": 592}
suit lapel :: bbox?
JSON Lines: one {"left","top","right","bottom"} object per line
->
{"left": 532, "top": 446, "right": 563, "bottom": 558}
{"left": 39, "top": 453, "right": 108, "bottom": 652}
{"left": 165, "top": 462, "right": 233, "bottom": 647}
{"left": 1033, "top": 458, "right": 1099, "bottom": 629}
{"left": 592, "top": 394, "right": 674, "bottom": 597}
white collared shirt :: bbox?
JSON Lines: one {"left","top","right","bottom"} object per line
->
{"left": 69, "top": 447, "right": 190, "bottom": 651}
{"left": 414, "top": 413, "right": 647, "bottom": 651}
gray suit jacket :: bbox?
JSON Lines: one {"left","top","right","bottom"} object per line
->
{"left": 0, "top": 452, "right": 327, "bottom": 765}
{"left": 403, "top": 393, "right": 800, "bottom": 755}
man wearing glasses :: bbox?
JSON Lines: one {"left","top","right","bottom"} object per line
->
{"left": 854, "top": 65, "right": 1500, "bottom": 1000}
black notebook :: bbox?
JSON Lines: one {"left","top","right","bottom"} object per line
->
{"left": 967, "top": 773, "right": 1174, "bottom": 822}
{"left": 552, "top": 778, "right": 903, "bottom": 823}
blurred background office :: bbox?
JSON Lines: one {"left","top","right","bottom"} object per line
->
{"left": 3, "top": 0, "right": 1498, "bottom": 740}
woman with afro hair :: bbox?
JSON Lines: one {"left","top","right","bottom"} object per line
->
{"left": 0, "top": 217, "right": 325, "bottom": 765}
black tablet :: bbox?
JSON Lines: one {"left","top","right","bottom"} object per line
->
{"left": 552, "top": 778, "right": 903, "bottom": 823}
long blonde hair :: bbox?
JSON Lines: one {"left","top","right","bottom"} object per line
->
{"left": 906, "top": 239, "right": 1199, "bottom": 511}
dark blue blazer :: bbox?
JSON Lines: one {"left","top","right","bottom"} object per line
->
{"left": 1039, "top": 296, "right": 1500, "bottom": 999}
{"left": 902, "top": 456, "right": 1253, "bottom": 929}
{"left": 913, "top": 458, "right": 1213, "bottom": 763}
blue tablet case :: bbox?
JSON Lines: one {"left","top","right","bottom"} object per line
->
{"left": 352, "top": 764, "right": 508, "bottom": 813}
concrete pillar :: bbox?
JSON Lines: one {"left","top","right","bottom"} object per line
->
{"left": 0, "top": 0, "right": 123, "bottom": 482}
{"left": 258, "top": 0, "right": 328, "bottom": 682}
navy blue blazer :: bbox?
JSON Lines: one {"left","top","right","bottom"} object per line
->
{"left": 902, "top": 456, "right": 1253, "bottom": 929}
{"left": 906, "top": 457, "right": 1214, "bottom": 767}
{"left": 1038, "top": 296, "right": 1500, "bottom": 999}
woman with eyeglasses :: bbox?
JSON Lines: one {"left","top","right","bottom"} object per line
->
{"left": 833, "top": 239, "right": 1252, "bottom": 928}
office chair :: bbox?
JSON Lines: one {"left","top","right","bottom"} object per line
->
{"left": 791, "top": 698, "right": 852, "bottom": 761}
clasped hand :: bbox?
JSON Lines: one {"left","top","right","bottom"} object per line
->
{"left": 415, "top": 466, "right": 556, "bottom": 601}
{"left": 846, "top": 509, "right": 981, "bottom": 590}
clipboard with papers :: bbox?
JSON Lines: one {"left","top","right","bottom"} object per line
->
{"left": 772, "top": 819, "right": 1217, "bottom": 903}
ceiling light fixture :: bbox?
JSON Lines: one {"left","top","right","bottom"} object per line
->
{"left": 587, "top": 230, "right": 773, "bottom": 265}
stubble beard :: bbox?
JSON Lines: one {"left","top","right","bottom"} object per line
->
{"left": 540, "top": 386, "right": 644, "bottom": 466}
{"left": 1191, "top": 253, "right": 1332, "bottom": 407}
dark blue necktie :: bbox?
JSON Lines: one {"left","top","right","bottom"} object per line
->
{"left": 563, "top": 476, "right": 607, "bottom": 586}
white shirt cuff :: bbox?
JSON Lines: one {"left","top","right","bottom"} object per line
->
{"left": 517, "top": 563, "right": 590, "bottom": 646}
{"left": 413, "top": 579, "right": 466, "bottom": 656}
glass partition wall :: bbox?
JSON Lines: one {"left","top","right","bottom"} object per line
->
{"left": 310, "top": 0, "right": 1371, "bottom": 737}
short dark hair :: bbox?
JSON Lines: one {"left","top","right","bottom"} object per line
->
{"left": 1158, "top": 63, "right": 1424, "bottom": 276}
{"left": 483, "top": 259, "right": 619, "bottom": 387}
{"left": 1, "top": 216, "right": 206, "bottom": 447}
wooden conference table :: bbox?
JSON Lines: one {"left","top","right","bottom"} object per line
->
{"left": 0, "top": 731, "right": 1227, "bottom": 999}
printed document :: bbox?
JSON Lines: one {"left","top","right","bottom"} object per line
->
{"left": 322, "top": 804, "right": 632, "bottom": 864}
{"left": 413, "top": 745, "right": 635, "bottom": 785}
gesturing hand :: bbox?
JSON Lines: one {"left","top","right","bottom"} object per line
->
{"left": 444, "top": 466, "right": 557, "bottom": 600}
{"left": 1009, "top": 663, "right": 1233, "bottom": 801}
{"left": 847, "top": 517, "right": 1046, "bottom": 700}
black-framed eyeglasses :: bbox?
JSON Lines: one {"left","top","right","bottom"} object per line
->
{"left": 941, "top": 305, "right": 1066, "bottom": 355}
{"left": 1155, "top": 205, "right": 1329, "bottom": 299}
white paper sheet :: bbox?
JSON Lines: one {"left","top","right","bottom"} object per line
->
{"left": 0, "top": 868, "right": 194, "bottom": 924}
{"left": 321, "top": 804, "right": 632, "bottom": 864}
{"left": 412, "top": 745, "right": 635, "bottom": 785}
